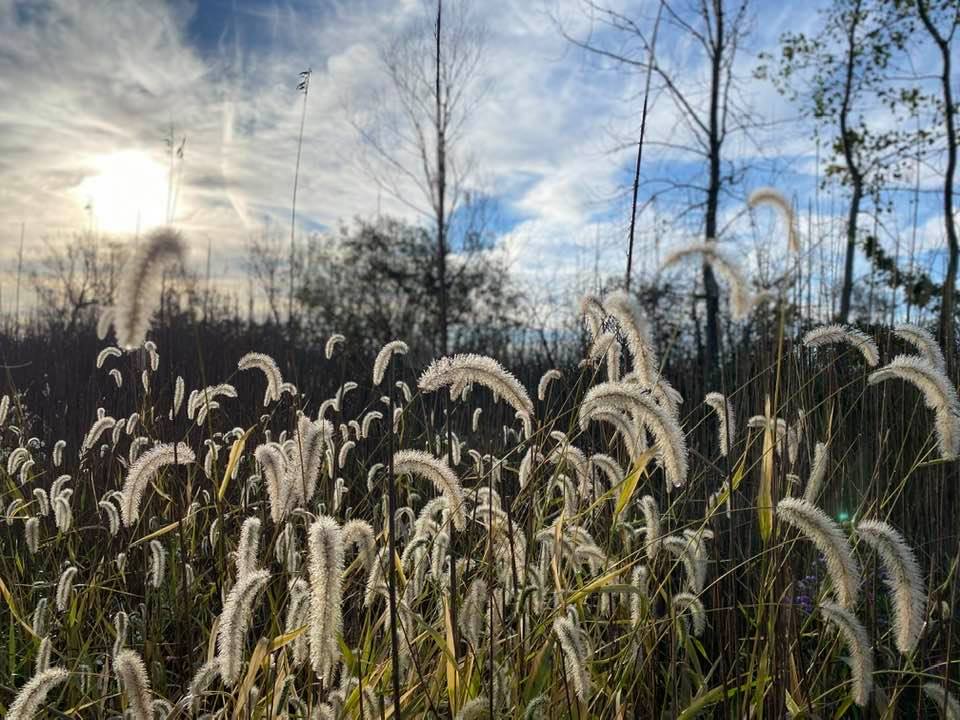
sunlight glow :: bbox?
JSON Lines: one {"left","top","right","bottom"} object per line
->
{"left": 76, "top": 150, "right": 169, "bottom": 234}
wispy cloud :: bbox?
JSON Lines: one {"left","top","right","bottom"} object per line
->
{"left": 0, "top": 0, "right": 953, "bottom": 317}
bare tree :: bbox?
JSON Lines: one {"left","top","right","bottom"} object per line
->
{"left": 31, "top": 233, "right": 126, "bottom": 332}
{"left": 560, "top": 0, "right": 752, "bottom": 379}
{"left": 353, "top": 0, "right": 488, "bottom": 356}
{"left": 245, "top": 224, "right": 287, "bottom": 326}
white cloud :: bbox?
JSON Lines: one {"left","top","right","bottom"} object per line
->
{"left": 0, "top": 0, "right": 955, "bottom": 321}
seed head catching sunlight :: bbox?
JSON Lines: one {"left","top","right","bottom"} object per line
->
{"left": 4, "top": 0, "right": 960, "bottom": 718}
{"left": 75, "top": 150, "right": 169, "bottom": 234}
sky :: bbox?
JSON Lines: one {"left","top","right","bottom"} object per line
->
{"left": 0, "top": 0, "right": 955, "bottom": 323}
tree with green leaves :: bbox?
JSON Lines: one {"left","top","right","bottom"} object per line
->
{"left": 298, "top": 216, "right": 518, "bottom": 359}
{"left": 760, "top": 0, "right": 926, "bottom": 323}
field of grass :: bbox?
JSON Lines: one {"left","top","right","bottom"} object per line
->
{"left": 1, "top": 233, "right": 959, "bottom": 719}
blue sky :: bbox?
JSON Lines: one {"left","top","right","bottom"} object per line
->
{"left": 0, "top": 0, "right": 955, "bottom": 322}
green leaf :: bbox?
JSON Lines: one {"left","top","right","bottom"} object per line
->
{"left": 785, "top": 689, "right": 804, "bottom": 717}
{"left": 615, "top": 449, "right": 656, "bottom": 516}
{"left": 757, "top": 395, "right": 775, "bottom": 542}
{"left": 220, "top": 427, "right": 253, "bottom": 501}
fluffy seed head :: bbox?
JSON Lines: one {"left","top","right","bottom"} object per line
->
{"left": 372, "top": 340, "right": 409, "bottom": 386}
{"left": 325, "top": 334, "right": 345, "bottom": 359}
{"left": 603, "top": 291, "right": 658, "bottom": 383}
{"left": 55, "top": 566, "right": 77, "bottom": 612}
{"left": 236, "top": 516, "right": 262, "bottom": 581}
{"left": 147, "top": 540, "right": 166, "bottom": 589}
{"left": 819, "top": 602, "right": 873, "bottom": 707}
{"left": 308, "top": 516, "right": 344, "bottom": 681}
{"left": 6, "top": 666, "right": 70, "bottom": 720}
{"left": 255, "top": 443, "right": 291, "bottom": 523}
{"left": 777, "top": 498, "right": 860, "bottom": 609}
{"left": 803, "top": 324, "right": 879, "bottom": 366}
{"left": 419, "top": 354, "right": 534, "bottom": 421}
{"left": 660, "top": 241, "right": 758, "bottom": 320}
{"left": 704, "top": 392, "right": 736, "bottom": 457}
{"left": 856, "top": 519, "right": 925, "bottom": 654}
{"left": 748, "top": 187, "right": 799, "bottom": 253}
{"left": 869, "top": 355, "right": 960, "bottom": 459}
{"left": 108, "top": 228, "right": 186, "bottom": 349}
{"left": 393, "top": 450, "right": 466, "bottom": 531}
{"left": 538, "top": 369, "right": 562, "bottom": 401}
{"left": 552, "top": 615, "right": 591, "bottom": 701}
{"left": 672, "top": 591, "right": 707, "bottom": 636}
{"left": 24, "top": 516, "right": 40, "bottom": 553}
{"left": 922, "top": 683, "right": 960, "bottom": 720}
{"left": 238, "top": 352, "right": 283, "bottom": 405}
{"left": 120, "top": 443, "right": 195, "bottom": 526}
{"left": 579, "top": 382, "right": 688, "bottom": 488}
{"left": 114, "top": 649, "right": 153, "bottom": 720}
{"left": 893, "top": 323, "right": 947, "bottom": 371}
{"left": 803, "top": 441, "right": 829, "bottom": 503}
{"left": 216, "top": 569, "right": 271, "bottom": 685}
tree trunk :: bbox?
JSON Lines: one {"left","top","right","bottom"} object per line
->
{"left": 703, "top": 245, "right": 721, "bottom": 381}
{"left": 916, "top": 0, "right": 958, "bottom": 368}
{"left": 839, "top": 180, "right": 862, "bottom": 322}
{"left": 703, "top": 0, "right": 724, "bottom": 383}
{"left": 941, "top": 225, "right": 958, "bottom": 370}
{"left": 837, "top": 0, "right": 863, "bottom": 324}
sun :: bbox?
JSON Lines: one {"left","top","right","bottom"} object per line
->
{"left": 76, "top": 150, "right": 170, "bottom": 234}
